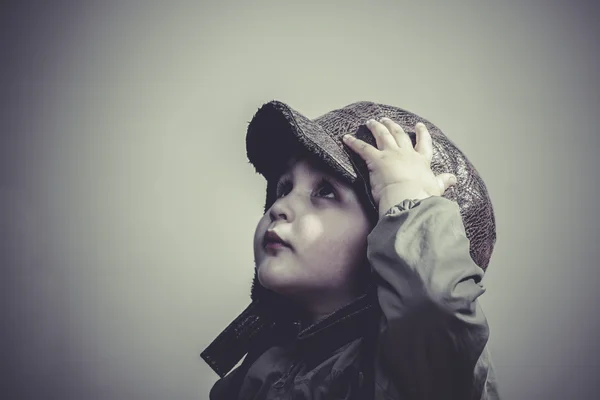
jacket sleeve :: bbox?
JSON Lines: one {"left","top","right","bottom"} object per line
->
{"left": 367, "top": 195, "right": 499, "bottom": 400}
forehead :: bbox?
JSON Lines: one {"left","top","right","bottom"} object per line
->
{"left": 281, "top": 152, "right": 338, "bottom": 180}
{"left": 281, "top": 164, "right": 339, "bottom": 191}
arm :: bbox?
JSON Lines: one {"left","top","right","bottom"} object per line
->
{"left": 368, "top": 196, "right": 496, "bottom": 400}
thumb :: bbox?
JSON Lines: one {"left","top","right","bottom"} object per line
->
{"left": 436, "top": 173, "right": 457, "bottom": 194}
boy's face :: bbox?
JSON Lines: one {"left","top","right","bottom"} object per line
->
{"left": 253, "top": 156, "right": 372, "bottom": 315}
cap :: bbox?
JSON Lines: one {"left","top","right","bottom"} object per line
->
{"left": 246, "top": 100, "right": 496, "bottom": 271}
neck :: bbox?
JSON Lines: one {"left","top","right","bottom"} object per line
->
{"left": 301, "top": 290, "right": 359, "bottom": 325}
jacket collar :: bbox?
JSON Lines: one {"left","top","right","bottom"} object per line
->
{"left": 292, "top": 287, "right": 379, "bottom": 365}
{"left": 201, "top": 284, "right": 379, "bottom": 378}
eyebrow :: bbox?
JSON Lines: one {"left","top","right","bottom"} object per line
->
{"left": 278, "top": 167, "right": 349, "bottom": 194}
{"left": 279, "top": 152, "right": 352, "bottom": 185}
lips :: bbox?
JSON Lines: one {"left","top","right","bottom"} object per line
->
{"left": 263, "top": 230, "right": 291, "bottom": 249}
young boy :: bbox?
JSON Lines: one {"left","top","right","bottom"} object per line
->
{"left": 201, "top": 100, "right": 500, "bottom": 399}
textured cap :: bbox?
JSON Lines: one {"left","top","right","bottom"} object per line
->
{"left": 246, "top": 100, "right": 497, "bottom": 271}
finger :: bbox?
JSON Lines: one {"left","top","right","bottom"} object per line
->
{"left": 436, "top": 173, "right": 457, "bottom": 194}
{"left": 342, "top": 134, "right": 380, "bottom": 162}
{"left": 414, "top": 122, "right": 433, "bottom": 163}
{"left": 365, "top": 119, "right": 398, "bottom": 150}
{"left": 379, "top": 117, "right": 412, "bottom": 149}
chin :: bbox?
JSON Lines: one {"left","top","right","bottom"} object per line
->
{"left": 257, "top": 262, "right": 301, "bottom": 296}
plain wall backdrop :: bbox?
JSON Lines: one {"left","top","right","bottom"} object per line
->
{"left": 1, "top": 1, "right": 599, "bottom": 399}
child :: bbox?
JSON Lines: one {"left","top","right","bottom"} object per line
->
{"left": 201, "top": 100, "right": 500, "bottom": 399}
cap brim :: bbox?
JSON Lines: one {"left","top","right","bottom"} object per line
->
{"left": 246, "top": 100, "right": 359, "bottom": 184}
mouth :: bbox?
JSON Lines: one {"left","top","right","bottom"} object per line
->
{"left": 263, "top": 230, "right": 291, "bottom": 250}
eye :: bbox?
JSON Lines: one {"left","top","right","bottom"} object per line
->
{"left": 314, "top": 178, "right": 336, "bottom": 199}
{"left": 275, "top": 177, "right": 337, "bottom": 200}
{"left": 275, "top": 178, "right": 292, "bottom": 198}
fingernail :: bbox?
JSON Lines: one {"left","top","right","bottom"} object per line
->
{"left": 380, "top": 117, "right": 390, "bottom": 122}
{"left": 343, "top": 134, "right": 354, "bottom": 141}
{"left": 365, "top": 119, "right": 374, "bottom": 126}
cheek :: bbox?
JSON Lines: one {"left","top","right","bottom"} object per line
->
{"left": 297, "top": 215, "right": 367, "bottom": 266}
{"left": 253, "top": 214, "right": 270, "bottom": 258}
{"left": 295, "top": 214, "right": 325, "bottom": 247}
{"left": 329, "top": 232, "right": 368, "bottom": 267}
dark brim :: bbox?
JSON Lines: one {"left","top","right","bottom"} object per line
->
{"left": 246, "top": 100, "right": 383, "bottom": 219}
{"left": 246, "top": 100, "right": 358, "bottom": 183}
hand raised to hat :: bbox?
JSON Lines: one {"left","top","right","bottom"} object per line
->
{"left": 342, "top": 118, "right": 457, "bottom": 218}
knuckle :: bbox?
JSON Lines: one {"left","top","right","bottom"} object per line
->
{"left": 373, "top": 126, "right": 384, "bottom": 136}
{"left": 389, "top": 126, "right": 403, "bottom": 136}
{"left": 382, "top": 117, "right": 399, "bottom": 126}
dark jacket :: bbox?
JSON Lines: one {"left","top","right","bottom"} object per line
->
{"left": 208, "top": 196, "right": 500, "bottom": 399}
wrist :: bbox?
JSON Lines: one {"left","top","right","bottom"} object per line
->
{"left": 377, "top": 184, "right": 431, "bottom": 218}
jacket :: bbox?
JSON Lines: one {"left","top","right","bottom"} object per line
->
{"left": 207, "top": 195, "right": 501, "bottom": 399}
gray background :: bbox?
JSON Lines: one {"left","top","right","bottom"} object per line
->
{"left": 2, "top": 1, "right": 598, "bottom": 399}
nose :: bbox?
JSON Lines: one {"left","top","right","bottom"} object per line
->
{"left": 269, "top": 194, "right": 296, "bottom": 222}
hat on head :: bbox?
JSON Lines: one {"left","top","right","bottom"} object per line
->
{"left": 247, "top": 100, "right": 496, "bottom": 296}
